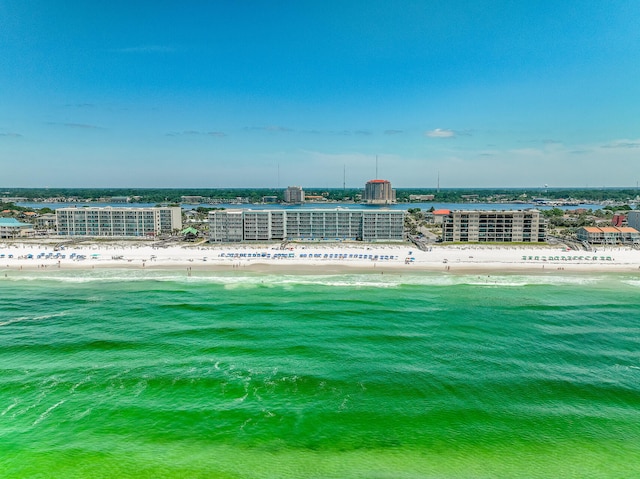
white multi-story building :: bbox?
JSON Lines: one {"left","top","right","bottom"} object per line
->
{"left": 442, "top": 210, "right": 546, "bottom": 243}
{"left": 55, "top": 206, "right": 182, "bottom": 237}
{"left": 209, "top": 210, "right": 244, "bottom": 242}
{"left": 283, "top": 186, "right": 305, "bottom": 204}
{"left": 627, "top": 211, "right": 640, "bottom": 231}
{"left": 209, "top": 209, "right": 405, "bottom": 242}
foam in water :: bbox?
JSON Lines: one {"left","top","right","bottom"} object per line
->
{"left": 3, "top": 268, "right": 632, "bottom": 289}
{"left": 0, "top": 311, "right": 67, "bottom": 327}
{"left": 622, "top": 279, "right": 640, "bottom": 288}
{"left": 32, "top": 399, "right": 65, "bottom": 426}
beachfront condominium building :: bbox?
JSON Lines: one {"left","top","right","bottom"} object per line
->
{"left": 55, "top": 206, "right": 182, "bottom": 237}
{"left": 284, "top": 186, "right": 305, "bottom": 204}
{"left": 209, "top": 209, "right": 244, "bottom": 242}
{"left": 627, "top": 211, "right": 640, "bottom": 231}
{"left": 209, "top": 209, "right": 405, "bottom": 242}
{"left": 442, "top": 210, "right": 546, "bottom": 243}
{"left": 363, "top": 180, "right": 396, "bottom": 205}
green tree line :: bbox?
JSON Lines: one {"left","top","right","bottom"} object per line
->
{"left": 2, "top": 187, "right": 639, "bottom": 204}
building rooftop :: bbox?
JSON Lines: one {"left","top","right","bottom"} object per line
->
{"left": 581, "top": 226, "right": 639, "bottom": 233}
{"left": 0, "top": 218, "right": 32, "bottom": 227}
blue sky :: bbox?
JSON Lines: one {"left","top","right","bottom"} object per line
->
{"left": 1, "top": 1, "right": 639, "bottom": 188}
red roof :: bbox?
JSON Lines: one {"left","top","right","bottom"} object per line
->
{"left": 433, "top": 209, "right": 451, "bottom": 215}
{"left": 367, "top": 179, "right": 390, "bottom": 183}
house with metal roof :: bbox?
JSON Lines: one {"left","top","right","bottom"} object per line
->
{"left": 576, "top": 226, "right": 640, "bottom": 245}
{"left": 0, "top": 218, "right": 34, "bottom": 238}
{"left": 431, "top": 209, "right": 451, "bottom": 224}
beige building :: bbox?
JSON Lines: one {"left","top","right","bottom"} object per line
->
{"left": 56, "top": 206, "right": 182, "bottom": 237}
{"left": 363, "top": 180, "right": 396, "bottom": 205}
{"left": 33, "top": 213, "right": 57, "bottom": 229}
{"left": 283, "top": 186, "right": 305, "bottom": 204}
{"left": 442, "top": 210, "right": 546, "bottom": 242}
{"left": 304, "top": 195, "right": 327, "bottom": 202}
{"left": 209, "top": 209, "right": 405, "bottom": 242}
{"left": 409, "top": 194, "right": 435, "bottom": 201}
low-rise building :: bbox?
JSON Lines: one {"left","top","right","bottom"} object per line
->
{"left": 55, "top": 206, "right": 182, "bottom": 237}
{"left": 576, "top": 226, "right": 640, "bottom": 245}
{"left": 181, "top": 195, "right": 204, "bottom": 204}
{"left": 409, "top": 194, "right": 435, "bottom": 201}
{"left": 0, "top": 218, "right": 34, "bottom": 238}
{"left": 304, "top": 195, "right": 327, "bottom": 202}
{"left": 33, "top": 213, "right": 57, "bottom": 231}
{"left": 208, "top": 209, "right": 405, "bottom": 242}
{"left": 432, "top": 209, "right": 451, "bottom": 224}
{"left": 442, "top": 210, "right": 546, "bottom": 242}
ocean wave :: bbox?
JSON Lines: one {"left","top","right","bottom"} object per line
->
{"left": 1, "top": 399, "right": 18, "bottom": 416}
{"left": 1, "top": 268, "right": 630, "bottom": 289}
{"left": 0, "top": 311, "right": 67, "bottom": 327}
{"left": 32, "top": 399, "right": 65, "bottom": 426}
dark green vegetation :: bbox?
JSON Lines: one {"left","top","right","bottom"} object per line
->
{"left": 2, "top": 187, "right": 639, "bottom": 204}
{"left": 0, "top": 201, "right": 29, "bottom": 212}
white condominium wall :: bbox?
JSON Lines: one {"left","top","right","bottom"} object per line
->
{"left": 208, "top": 209, "right": 405, "bottom": 242}
{"left": 209, "top": 210, "right": 244, "bottom": 242}
{"left": 628, "top": 211, "right": 640, "bottom": 231}
{"left": 56, "top": 206, "right": 182, "bottom": 237}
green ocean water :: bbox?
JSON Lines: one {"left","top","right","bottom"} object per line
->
{"left": 1, "top": 270, "right": 640, "bottom": 478}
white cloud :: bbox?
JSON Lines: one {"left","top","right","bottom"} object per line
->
{"left": 425, "top": 128, "right": 455, "bottom": 138}
{"left": 601, "top": 139, "right": 640, "bottom": 149}
{"left": 165, "top": 130, "right": 227, "bottom": 137}
{"left": 245, "top": 126, "right": 293, "bottom": 133}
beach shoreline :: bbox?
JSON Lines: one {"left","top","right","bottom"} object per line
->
{"left": 1, "top": 239, "right": 639, "bottom": 275}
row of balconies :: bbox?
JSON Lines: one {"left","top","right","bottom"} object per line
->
{"left": 62, "top": 214, "right": 156, "bottom": 220}
{"left": 59, "top": 219, "right": 159, "bottom": 224}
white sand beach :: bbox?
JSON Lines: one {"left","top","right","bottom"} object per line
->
{"left": 1, "top": 239, "right": 639, "bottom": 274}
